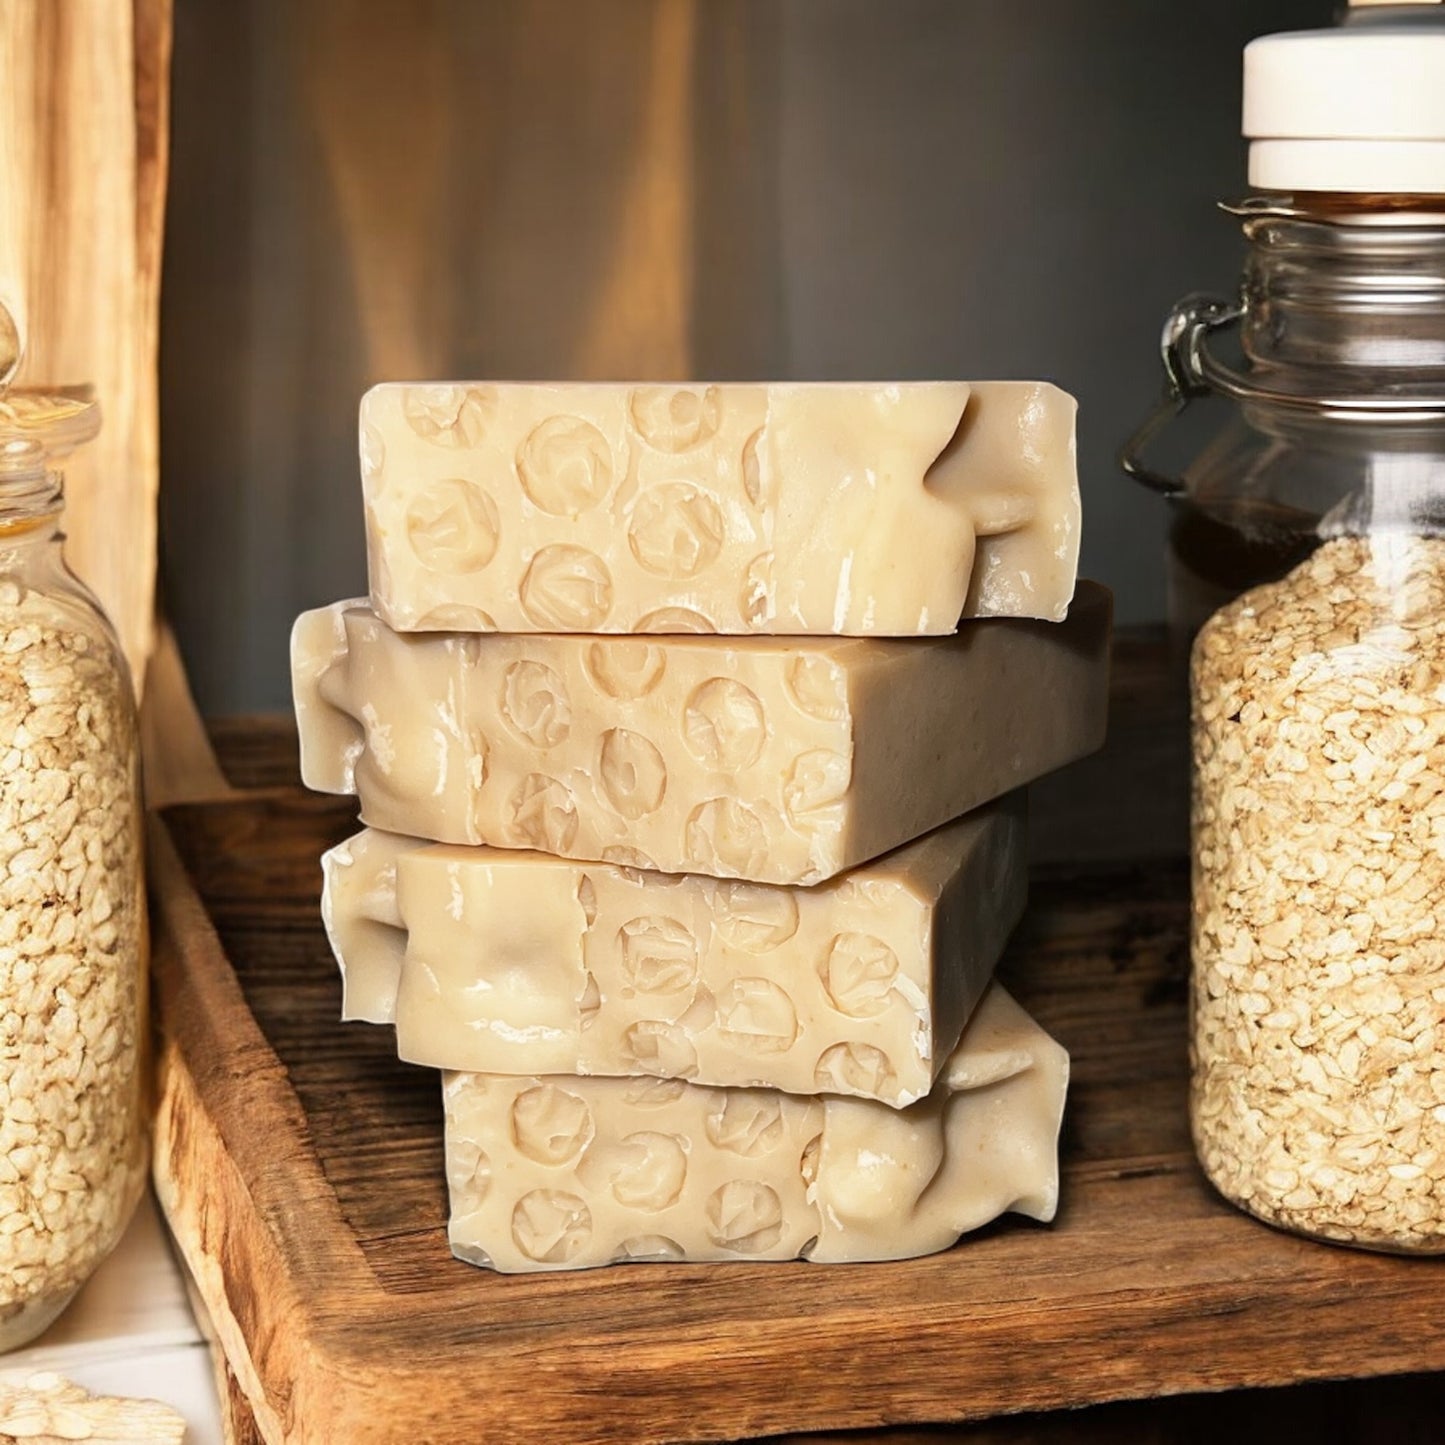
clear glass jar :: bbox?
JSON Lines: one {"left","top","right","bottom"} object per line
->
{"left": 1128, "top": 195, "right": 1445, "bottom": 1251}
{"left": 0, "top": 316, "right": 147, "bottom": 1347}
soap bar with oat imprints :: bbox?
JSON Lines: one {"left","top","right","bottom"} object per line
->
{"left": 359, "top": 381, "right": 1080, "bottom": 636}
{"left": 321, "top": 796, "right": 1026, "bottom": 1106}
{"left": 290, "top": 583, "right": 1110, "bottom": 885}
{"left": 443, "top": 984, "right": 1067, "bottom": 1271}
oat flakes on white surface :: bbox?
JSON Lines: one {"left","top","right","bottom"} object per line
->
{"left": 0, "top": 582, "right": 145, "bottom": 1341}
{"left": 0, "top": 1370, "right": 183, "bottom": 1443}
{"left": 1192, "top": 535, "right": 1445, "bottom": 1250}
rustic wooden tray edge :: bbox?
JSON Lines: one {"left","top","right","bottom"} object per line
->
{"left": 148, "top": 780, "right": 1445, "bottom": 1445}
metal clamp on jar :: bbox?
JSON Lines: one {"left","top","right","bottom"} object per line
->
{"left": 1126, "top": 1, "right": 1445, "bottom": 1252}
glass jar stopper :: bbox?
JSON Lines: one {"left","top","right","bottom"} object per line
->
{"left": 0, "top": 299, "right": 100, "bottom": 463}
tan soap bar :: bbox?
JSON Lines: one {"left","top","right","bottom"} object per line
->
{"left": 360, "top": 381, "right": 1080, "bottom": 636}
{"left": 443, "top": 983, "right": 1067, "bottom": 1271}
{"left": 321, "top": 797, "right": 1025, "bottom": 1106}
{"left": 291, "top": 582, "right": 1109, "bottom": 885}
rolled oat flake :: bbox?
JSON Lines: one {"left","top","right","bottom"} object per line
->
{"left": 0, "top": 302, "right": 146, "bottom": 1347}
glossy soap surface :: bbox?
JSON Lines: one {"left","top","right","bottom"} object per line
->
{"left": 360, "top": 381, "right": 1080, "bottom": 636}
{"left": 291, "top": 585, "right": 1110, "bottom": 884}
{"left": 321, "top": 797, "right": 1026, "bottom": 1105}
{"left": 442, "top": 984, "right": 1067, "bottom": 1272}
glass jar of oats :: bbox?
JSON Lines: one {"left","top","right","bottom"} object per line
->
{"left": 0, "top": 306, "right": 146, "bottom": 1346}
{"left": 1125, "top": 8, "right": 1445, "bottom": 1250}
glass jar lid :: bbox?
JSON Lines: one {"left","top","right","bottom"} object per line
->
{"left": 0, "top": 299, "right": 99, "bottom": 471}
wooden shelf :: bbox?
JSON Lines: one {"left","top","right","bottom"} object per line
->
{"left": 149, "top": 637, "right": 1445, "bottom": 1444}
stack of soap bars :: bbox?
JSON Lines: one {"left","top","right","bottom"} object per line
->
{"left": 291, "top": 382, "right": 1110, "bottom": 1271}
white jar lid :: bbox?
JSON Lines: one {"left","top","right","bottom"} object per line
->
{"left": 1245, "top": 5, "right": 1445, "bottom": 192}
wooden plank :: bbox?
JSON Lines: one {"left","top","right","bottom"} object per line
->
{"left": 215, "top": 1356, "right": 266, "bottom": 1445}
{"left": 150, "top": 748, "right": 1445, "bottom": 1444}
{"left": 776, "top": 1371, "right": 1445, "bottom": 1444}
{"left": 140, "top": 621, "right": 240, "bottom": 808}
{"left": 201, "top": 717, "right": 303, "bottom": 793}
{"left": 1027, "top": 625, "right": 1188, "bottom": 866}
{"left": 0, "top": 0, "right": 171, "bottom": 690}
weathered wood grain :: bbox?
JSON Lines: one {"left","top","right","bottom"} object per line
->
{"left": 777, "top": 1370, "right": 1445, "bottom": 1445}
{"left": 0, "top": 0, "right": 171, "bottom": 689}
{"left": 150, "top": 700, "right": 1445, "bottom": 1442}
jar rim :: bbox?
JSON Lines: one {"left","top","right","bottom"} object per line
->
{"left": 0, "top": 386, "right": 99, "bottom": 462}
{"left": 1222, "top": 194, "right": 1445, "bottom": 227}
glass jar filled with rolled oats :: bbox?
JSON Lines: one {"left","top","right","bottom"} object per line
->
{"left": 0, "top": 304, "right": 146, "bottom": 1346}
{"left": 1125, "top": 6, "right": 1445, "bottom": 1250}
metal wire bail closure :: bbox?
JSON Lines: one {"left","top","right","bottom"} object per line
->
{"left": 1119, "top": 295, "right": 1243, "bottom": 499}
{"left": 1123, "top": 272, "right": 1445, "bottom": 498}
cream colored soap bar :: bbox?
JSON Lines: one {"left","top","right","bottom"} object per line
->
{"left": 291, "top": 583, "right": 1109, "bottom": 885}
{"left": 321, "top": 798, "right": 1025, "bottom": 1106}
{"left": 360, "top": 381, "right": 1079, "bottom": 636}
{"left": 443, "top": 983, "right": 1066, "bottom": 1271}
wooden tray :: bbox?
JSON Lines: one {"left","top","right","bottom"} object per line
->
{"left": 149, "top": 688, "right": 1445, "bottom": 1444}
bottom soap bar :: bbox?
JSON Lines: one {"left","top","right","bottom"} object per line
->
{"left": 444, "top": 984, "right": 1066, "bottom": 1271}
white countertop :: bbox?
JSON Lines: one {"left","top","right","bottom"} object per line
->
{"left": 2, "top": 1190, "right": 225, "bottom": 1443}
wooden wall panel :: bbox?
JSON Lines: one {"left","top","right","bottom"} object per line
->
{"left": 0, "top": 0, "right": 171, "bottom": 691}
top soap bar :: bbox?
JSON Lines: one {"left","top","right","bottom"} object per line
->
{"left": 360, "top": 381, "right": 1080, "bottom": 636}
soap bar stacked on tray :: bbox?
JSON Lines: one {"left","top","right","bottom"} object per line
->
{"left": 291, "top": 381, "right": 1110, "bottom": 1272}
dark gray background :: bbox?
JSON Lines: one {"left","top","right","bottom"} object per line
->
{"left": 160, "top": 0, "right": 1328, "bottom": 713}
